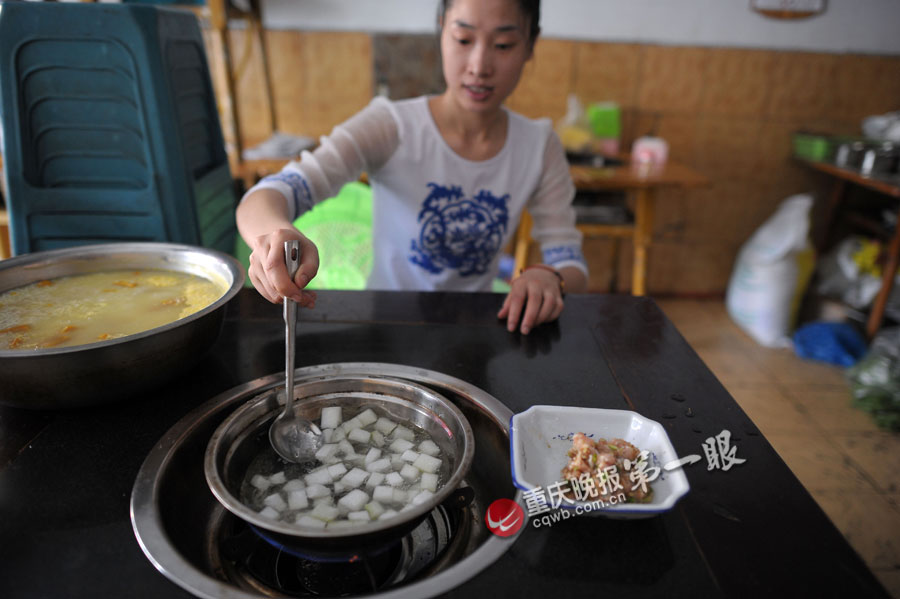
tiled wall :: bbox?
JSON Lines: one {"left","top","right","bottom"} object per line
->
{"left": 210, "top": 29, "right": 900, "bottom": 295}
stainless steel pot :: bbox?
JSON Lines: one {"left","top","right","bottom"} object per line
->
{"left": 204, "top": 374, "right": 476, "bottom": 554}
{"left": 0, "top": 242, "right": 244, "bottom": 409}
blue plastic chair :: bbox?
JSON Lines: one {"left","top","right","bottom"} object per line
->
{"left": 0, "top": 2, "right": 236, "bottom": 255}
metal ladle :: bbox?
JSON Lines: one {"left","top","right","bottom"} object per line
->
{"left": 268, "top": 240, "right": 322, "bottom": 462}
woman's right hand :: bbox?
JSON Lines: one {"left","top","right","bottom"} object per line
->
{"left": 247, "top": 227, "right": 320, "bottom": 307}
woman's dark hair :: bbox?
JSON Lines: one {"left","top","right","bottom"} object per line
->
{"left": 438, "top": 0, "right": 541, "bottom": 46}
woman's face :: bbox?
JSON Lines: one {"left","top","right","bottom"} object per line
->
{"left": 439, "top": 0, "right": 534, "bottom": 115}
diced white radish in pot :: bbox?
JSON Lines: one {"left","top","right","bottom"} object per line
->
{"left": 315, "top": 443, "right": 339, "bottom": 461}
{"left": 366, "top": 472, "right": 385, "bottom": 488}
{"left": 320, "top": 406, "right": 342, "bottom": 430}
{"left": 251, "top": 474, "right": 272, "bottom": 491}
{"left": 413, "top": 453, "right": 442, "bottom": 474}
{"left": 374, "top": 417, "right": 397, "bottom": 435}
{"left": 356, "top": 408, "right": 378, "bottom": 427}
{"left": 338, "top": 489, "right": 370, "bottom": 512}
{"left": 296, "top": 515, "right": 327, "bottom": 529}
{"left": 365, "top": 501, "right": 386, "bottom": 519}
{"left": 259, "top": 506, "right": 280, "bottom": 519}
{"left": 418, "top": 439, "right": 440, "bottom": 456}
{"left": 287, "top": 490, "right": 309, "bottom": 510}
{"left": 348, "top": 428, "right": 371, "bottom": 444}
{"left": 305, "top": 467, "right": 333, "bottom": 486}
{"left": 341, "top": 417, "right": 363, "bottom": 433}
{"left": 400, "top": 463, "right": 420, "bottom": 482}
{"left": 391, "top": 425, "right": 415, "bottom": 442}
{"left": 365, "top": 447, "right": 382, "bottom": 464}
{"left": 263, "top": 493, "right": 287, "bottom": 511}
{"left": 340, "top": 467, "right": 369, "bottom": 488}
{"left": 242, "top": 403, "right": 452, "bottom": 529}
{"left": 389, "top": 438, "right": 414, "bottom": 453}
{"left": 338, "top": 440, "right": 357, "bottom": 457}
{"left": 311, "top": 503, "right": 340, "bottom": 521}
{"left": 305, "top": 483, "right": 330, "bottom": 499}
{"left": 327, "top": 463, "right": 348, "bottom": 478}
{"left": 420, "top": 472, "right": 439, "bottom": 493}
{"left": 365, "top": 458, "right": 391, "bottom": 473}
{"left": 373, "top": 485, "right": 394, "bottom": 504}
{"left": 283, "top": 479, "right": 305, "bottom": 492}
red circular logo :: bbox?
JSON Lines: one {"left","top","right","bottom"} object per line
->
{"left": 484, "top": 498, "right": 525, "bottom": 537}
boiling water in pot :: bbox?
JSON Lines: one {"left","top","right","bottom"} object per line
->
{"left": 240, "top": 404, "right": 447, "bottom": 529}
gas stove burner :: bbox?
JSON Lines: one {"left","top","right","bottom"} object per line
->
{"left": 246, "top": 523, "right": 401, "bottom": 563}
{"left": 131, "top": 363, "right": 523, "bottom": 599}
{"left": 208, "top": 501, "right": 462, "bottom": 597}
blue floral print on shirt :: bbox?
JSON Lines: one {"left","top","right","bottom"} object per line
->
{"left": 409, "top": 183, "right": 509, "bottom": 276}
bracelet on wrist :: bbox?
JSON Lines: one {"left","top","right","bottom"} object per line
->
{"left": 519, "top": 264, "right": 565, "bottom": 294}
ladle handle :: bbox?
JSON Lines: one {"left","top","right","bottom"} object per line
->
{"left": 283, "top": 240, "right": 301, "bottom": 414}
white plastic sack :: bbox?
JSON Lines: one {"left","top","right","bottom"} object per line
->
{"left": 726, "top": 194, "right": 816, "bottom": 348}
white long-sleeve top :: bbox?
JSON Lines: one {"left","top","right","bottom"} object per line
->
{"left": 244, "top": 96, "right": 587, "bottom": 291}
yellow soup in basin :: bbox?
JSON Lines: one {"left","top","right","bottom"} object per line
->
{"left": 0, "top": 269, "right": 226, "bottom": 350}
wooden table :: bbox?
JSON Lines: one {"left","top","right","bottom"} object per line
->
{"left": 799, "top": 158, "right": 900, "bottom": 338}
{"left": 0, "top": 290, "right": 888, "bottom": 597}
{"left": 516, "top": 159, "right": 709, "bottom": 295}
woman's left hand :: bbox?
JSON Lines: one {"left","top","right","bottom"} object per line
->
{"left": 497, "top": 267, "right": 565, "bottom": 335}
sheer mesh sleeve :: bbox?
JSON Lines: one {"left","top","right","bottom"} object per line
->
{"left": 527, "top": 130, "right": 588, "bottom": 276}
{"left": 241, "top": 97, "right": 399, "bottom": 220}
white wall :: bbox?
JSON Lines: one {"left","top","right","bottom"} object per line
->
{"left": 262, "top": 0, "right": 900, "bottom": 55}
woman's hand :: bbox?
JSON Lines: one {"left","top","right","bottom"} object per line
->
{"left": 497, "top": 266, "right": 565, "bottom": 335}
{"left": 247, "top": 227, "right": 320, "bottom": 307}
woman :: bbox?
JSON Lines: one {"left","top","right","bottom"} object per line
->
{"left": 237, "top": 0, "right": 588, "bottom": 335}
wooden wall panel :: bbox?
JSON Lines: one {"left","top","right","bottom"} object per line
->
{"left": 507, "top": 38, "right": 575, "bottom": 122}
{"left": 572, "top": 42, "right": 643, "bottom": 109}
{"left": 831, "top": 55, "right": 900, "bottom": 122}
{"left": 766, "top": 51, "right": 839, "bottom": 120}
{"left": 637, "top": 46, "right": 709, "bottom": 115}
{"left": 266, "top": 30, "right": 307, "bottom": 139}
{"left": 298, "top": 32, "right": 374, "bottom": 138}
{"left": 229, "top": 28, "right": 273, "bottom": 146}
{"left": 206, "top": 29, "right": 373, "bottom": 148}
{"left": 698, "top": 49, "right": 775, "bottom": 118}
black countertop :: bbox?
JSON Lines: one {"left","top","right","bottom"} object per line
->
{"left": 0, "top": 289, "right": 890, "bottom": 598}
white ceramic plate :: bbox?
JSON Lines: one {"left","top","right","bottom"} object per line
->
{"left": 510, "top": 405, "right": 690, "bottom": 519}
